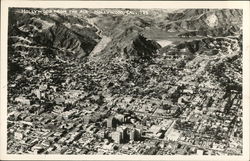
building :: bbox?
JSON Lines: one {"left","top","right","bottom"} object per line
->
{"left": 115, "top": 114, "right": 125, "bottom": 123}
{"left": 32, "top": 89, "right": 41, "bottom": 99}
{"left": 61, "top": 110, "right": 76, "bottom": 119}
{"left": 112, "top": 131, "right": 122, "bottom": 144}
{"left": 116, "top": 126, "right": 128, "bottom": 142}
{"left": 15, "top": 96, "right": 30, "bottom": 105}
{"left": 84, "top": 116, "right": 91, "bottom": 124}
{"left": 130, "top": 129, "right": 135, "bottom": 141}
{"left": 55, "top": 97, "right": 65, "bottom": 105}
{"left": 64, "top": 90, "right": 82, "bottom": 99}
{"left": 14, "top": 131, "right": 23, "bottom": 140}
{"left": 129, "top": 128, "right": 142, "bottom": 141}
{"left": 96, "top": 130, "right": 106, "bottom": 139}
{"left": 107, "top": 117, "right": 116, "bottom": 128}
{"left": 149, "top": 125, "right": 162, "bottom": 137}
{"left": 32, "top": 145, "right": 45, "bottom": 154}
{"left": 134, "top": 128, "right": 142, "bottom": 140}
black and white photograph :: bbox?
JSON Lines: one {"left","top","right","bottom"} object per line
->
{"left": 0, "top": 1, "right": 249, "bottom": 161}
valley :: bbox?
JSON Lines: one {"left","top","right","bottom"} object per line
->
{"left": 7, "top": 8, "right": 243, "bottom": 155}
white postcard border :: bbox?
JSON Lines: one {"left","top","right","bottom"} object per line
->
{"left": 1, "top": 1, "right": 249, "bottom": 161}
